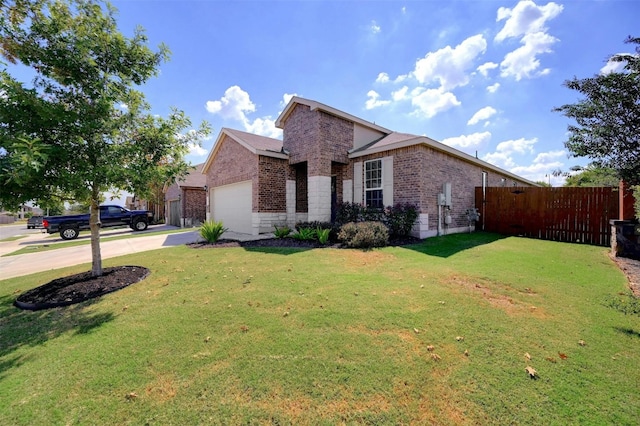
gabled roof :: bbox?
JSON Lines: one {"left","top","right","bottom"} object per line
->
{"left": 275, "top": 96, "right": 391, "bottom": 134}
{"left": 350, "top": 132, "right": 538, "bottom": 186}
{"left": 177, "top": 163, "right": 206, "bottom": 188}
{"left": 202, "top": 128, "right": 286, "bottom": 174}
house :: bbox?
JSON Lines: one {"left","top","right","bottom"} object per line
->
{"left": 164, "top": 163, "right": 207, "bottom": 227}
{"left": 202, "top": 97, "right": 536, "bottom": 238}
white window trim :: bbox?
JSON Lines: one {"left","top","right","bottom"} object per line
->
{"left": 365, "top": 159, "right": 383, "bottom": 208}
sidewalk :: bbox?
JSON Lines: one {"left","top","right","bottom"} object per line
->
{"left": 0, "top": 227, "right": 272, "bottom": 280}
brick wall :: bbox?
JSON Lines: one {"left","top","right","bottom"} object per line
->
{"left": 257, "top": 156, "right": 288, "bottom": 212}
{"left": 283, "top": 104, "right": 353, "bottom": 176}
{"left": 351, "top": 144, "right": 533, "bottom": 230}
{"left": 183, "top": 188, "right": 206, "bottom": 223}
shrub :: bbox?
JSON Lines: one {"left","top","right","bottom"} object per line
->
{"left": 273, "top": 225, "right": 292, "bottom": 239}
{"left": 338, "top": 221, "right": 389, "bottom": 248}
{"left": 316, "top": 227, "right": 331, "bottom": 245}
{"left": 200, "top": 220, "right": 228, "bottom": 243}
{"left": 385, "top": 203, "right": 419, "bottom": 237}
{"left": 335, "top": 202, "right": 361, "bottom": 225}
{"left": 292, "top": 227, "right": 316, "bottom": 241}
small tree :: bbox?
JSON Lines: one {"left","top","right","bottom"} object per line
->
{"left": 0, "top": 0, "right": 210, "bottom": 276}
{"left": 554, "top": 36, "right": 640, "bottom": 186}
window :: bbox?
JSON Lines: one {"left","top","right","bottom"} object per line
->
{"left": 365, "top": 159, "right": 383, "bottom": 208}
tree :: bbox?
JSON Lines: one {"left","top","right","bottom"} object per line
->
{"left": 0, "top": 0, "right": 210, "bottom": 276}
{"left": 563, "top": 164, "right": 619, "bottom": 187}
{"left": 554, "top": 36, "right": 640, "bottom": 186}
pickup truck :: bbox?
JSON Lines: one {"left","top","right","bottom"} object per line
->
{"left": 43, "top": 205, "right": 154, "bottom": 240}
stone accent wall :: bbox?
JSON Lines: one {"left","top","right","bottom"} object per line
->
{"left": 308, "top": 175, "right": 332, "bottom": 222}
{"left": 286, "top": 180, "right": 296, "bottom": 226}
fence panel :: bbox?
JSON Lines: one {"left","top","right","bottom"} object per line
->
{"left": 475, "top": 187, "right": 619, "bottom": 246}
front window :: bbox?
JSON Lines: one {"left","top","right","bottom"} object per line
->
{"left": 365, "top": 159, "right": 383, "bottom": 208}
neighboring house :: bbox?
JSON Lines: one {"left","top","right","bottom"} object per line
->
{"left": 164, "top": 163, "right": 207, "bottom": 227}
{"left": 202, "top": 97, "right": 536, "bottom": 238}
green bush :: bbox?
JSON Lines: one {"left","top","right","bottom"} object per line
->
{"left": 316, "top": 227, "right": 331, "bottom": 245}
{"left": 200, "top": 220, "right": 228, "bottom": 243}
{"left": 292, "top": 227, "right": 316, "bottom": 241}
{"left": 338, "top": 221, "right": 389, "bottom": 248}
{"left": 385, "top": 203, "right": 419, "bottom": 237}
{"left": 273, "top": 225, "right": 292, "bottom": 239}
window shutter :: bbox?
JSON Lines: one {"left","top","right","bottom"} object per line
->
{"left": 383, "top": 156, "right": 393, "bottom": 206}
{"left": 353, "top": 161, "right": 363, "bottom": 205}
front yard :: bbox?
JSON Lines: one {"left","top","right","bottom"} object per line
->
{"left": 0, "top": 233, "right": 638, "bottom": 424}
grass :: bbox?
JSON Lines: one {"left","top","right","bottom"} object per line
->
{"left": 0, "top": 233, "right": 638, "bottom": 425}
{"left": 2, "top": 227, "right": 194, "bottom": 256}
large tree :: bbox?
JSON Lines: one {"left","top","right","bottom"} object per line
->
{"left": 563, "top": 164, "right": 620, "bottom": 188}
{"left": 555, "top": 36, "right": 640, "bottom": 186}
{"left": 0, "top": 0, "right": 210, "bottom": 276}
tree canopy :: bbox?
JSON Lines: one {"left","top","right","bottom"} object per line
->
{"left": 555, "top": 36, "right": 640, "bottom": 186}
{"left": 0, "top": 0, "right": 210, "bottom": 275}
{"left": 563, "top": 164, "right": 620, "bottom": 188}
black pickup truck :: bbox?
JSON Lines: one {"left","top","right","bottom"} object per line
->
{"left": 43, "top": 205, "right": 154, "bottom": 240}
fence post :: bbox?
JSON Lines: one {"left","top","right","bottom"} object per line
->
{"left": 619, "top": 180, "right": 635, "bottom": 220}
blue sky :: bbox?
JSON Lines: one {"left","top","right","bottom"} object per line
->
{"left": 109, "top": 0, "right": 638, "bottom": 186}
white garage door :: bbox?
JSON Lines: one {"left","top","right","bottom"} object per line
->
{"left": 212, "top": 180, "right": 253, "bottom": 234}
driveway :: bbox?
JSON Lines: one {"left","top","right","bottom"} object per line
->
{"left": 0, "top": 227, "right": 274, "bottom": 280}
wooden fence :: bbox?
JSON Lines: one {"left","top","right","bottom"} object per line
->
{"left": 475, "top": 186, "right": 620, "bottom": 246}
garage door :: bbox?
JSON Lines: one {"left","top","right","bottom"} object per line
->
{"left": 212, "top": 180, "right": 252, "bottom": 234}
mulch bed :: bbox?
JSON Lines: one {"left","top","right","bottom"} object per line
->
{"left": 13, "top": 238, "right": 639, "bottom": 311}
{"left": 14, "top": 266, "right": 150, "bottom": 311}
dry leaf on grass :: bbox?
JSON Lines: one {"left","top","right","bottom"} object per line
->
{"left": 431, "top": 353, "right": 442, "bottom": 361}
{"left": 125, "top": 392, "right": 138, "bottom": 400}
{"left": 578, "top": 340, "right": 586, "bottom": 346}
{"left": 413, "top": 328, "right": 420, "bottom": 334}
{"left": 525, "top": 366, "right": 537, "bottom": 379}
{"left": 464, "top": 349, "right": 469, "bottom": 357}
{"left": 524, "top": 352, "right": 531, "bottom": 360}
{"left": 427, "top": 345, "right": 435, "bottom": 351}
{"left": 546, "top": 357, "right": 557, "bottom": 363}
{"left": 456, "top": 336, "right": 464, "bottom": 341}
{"left": 558, "top": 352, "right": 568, "bottom": 360}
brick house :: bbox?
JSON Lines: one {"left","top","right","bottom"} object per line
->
{"left": 164, "top": 163, "right": 207, "bottom": 227}
{"left": 202, "top": 97, "right": 536, "bottom": 237}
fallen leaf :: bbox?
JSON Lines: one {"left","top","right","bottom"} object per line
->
{"left": 525, "top": 366, "right": 537, "bottom": 379}
{"left": 464, "top": 349, "right": 469, "bottom": 357}
{"left": 240, "top": 325, "right": 249, "bottom": 333}
{"left": 427, "top": 345, "right": 435, "bottom": 351}
{"left": 125, "top": 392, "right": 138, "bottom": 400}
{"left": 524, "top": 352, "right": 531, "bottom": 360}
{"left": 558, "top": 352, "right": 568, "bottom": 360}
{"left": 456, "top": 336, "right": 464, "bottom": 341}
{"left": 545, "top": 357, "right": 557, "bottom": 363}
{"left": 431, "top": 353, "right": 441, "bottom": 361}
{"left": 204, "top": 336, "right": 211, "bottom": 343}
{"left": 578, "top": 340, "right": 586, "bottom": 346}
{"left": 283, "top": 311, "right": 290, "bottom": 317}
{"left": 413, "top": 328, "right": 420, "bottom": 334}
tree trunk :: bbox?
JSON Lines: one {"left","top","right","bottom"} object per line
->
{"left": 90, "top": 196, "right": 103, "bottom": 277}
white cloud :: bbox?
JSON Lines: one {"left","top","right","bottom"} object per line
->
{"left": 188, "top": 142, "right": 208, "bottom": 157}
{"left": 391, "top": 86, "right": 409, "bottom": 101}
{"left": 477, "top": 62, "right": 498, "bottom": 77}
{"left": 482, "top": 137, "right": 537, "bottom": 169}
{"left": 442, "top": 131, "right": 492, "bottom": 149}
{"left": 365, "top": 90, "right": 391, "bottom": 110}
{"left": 206, "top": 86, "right": 282, "bottom": 138}
{"left": 600, "top": 58, "right": 627, "bottom": 75}
{"left": 410, "top": 87, "right": 461, "bottom": 118}
{"left": 412, "top": 34, "right": 487, "bottom": 91}
{"left": 532, "top": 149, "right": 566, "bottom": 163}
{"left": 370, "top": 20, "right": 381, "bottom": 34}
{"left": 281, "top": 93, "right": 298, "bottom": 107}
{"left": 495, "top": 0, "right": 563, "bottom": 42}
{"left": 245, "top": 117, "right": 282, "bottom": 139}
{"left": 205, "top": 85, "right": 255, "bottom": 121}
{"left": 483, "top": 151, "right": 517, "bottom": 169}
{"left": 486, "top": 83, "right": 501, "bottom": 93}
{"left": 375, "top": 72, "right": 390, "bottom": 83}
{"left": 495, "top": 1, "right": 562, "bottom": 81}
{"left": 467, "top": 106, "right": 497, "bottom": 125}
{"left": 500, "top": 32, "right": 558, "bottom": 80}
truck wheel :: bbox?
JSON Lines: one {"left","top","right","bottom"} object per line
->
{"left": 132, "top": 219, "right": 148, "bottom": 231}
{"left": 60, "top": 226, "right": 79, "bottom": 240}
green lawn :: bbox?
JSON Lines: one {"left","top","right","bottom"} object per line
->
{"left": 0, "top": 233, "right": 638, "bottom": 425}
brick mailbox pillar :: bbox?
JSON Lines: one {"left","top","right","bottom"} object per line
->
{"left": 610, "top": 181, "right": 640, "bottom": 260}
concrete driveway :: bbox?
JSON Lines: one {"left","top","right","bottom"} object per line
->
{"left": 0, "top": 226, "right": 275, "bottom": 280}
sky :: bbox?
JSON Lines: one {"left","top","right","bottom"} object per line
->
{"left": 64, "top": 0, "right": 640, "bottom": 187}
